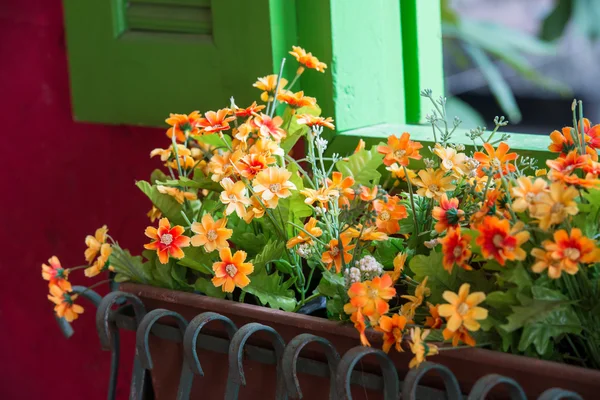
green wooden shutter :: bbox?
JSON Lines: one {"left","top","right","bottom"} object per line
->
{"left": 63, "top": 0, "right": 296, "bottom": 126}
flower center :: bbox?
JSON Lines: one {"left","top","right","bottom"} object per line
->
{"left": 550, "top": 202, "right": 564, "bottom": 214}
{"left": 225, "top": 264, "right": 238, "bottom": 277}
{"left": 428, "top": 184, "right": 439, "bottom": 193}
{"left": 491, "top": 158, "right": 502, "bottom": 168}
{"left": 525, "top": 192, "right": 536, "bottom": 202}
{"left": 492, "top": 234, "right": 504, "bottom": 248}
{"left": 368, "top": 287, "right": 379, "bottom": 298}
{"left": 564, "top": 247, "right": 581, "bottom": 260}
{"left": 228, "top": 194, "right": 237, "bottom": 201}
{"left": 269, "top": 183, "right": 282, "bottom": 193}
{"left": 394, "top": 149, "right": 406, "bottom": 159}
{"left": 330, "top": 246, "right": 340, "bottom": 257}
{"left": 160, "top": 233, "right": 174, "bottom": 245}
{"left": 380, "top": 211, "right": 391, "bottom": 221}
{"left": 443, "top": 159, "right": 454, "bottom": 169}
{"left": 457, "top": 302, "right": 469, "bottom": 316}
{"left": 207, "top": 230, "right": 218, "bottom": 241}
{"left": 453, "top": 245, "right": 463, "bottom": 259}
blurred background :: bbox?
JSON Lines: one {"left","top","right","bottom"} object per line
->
{"left": 2, "top": 0, "right": 599, "bottom": 398}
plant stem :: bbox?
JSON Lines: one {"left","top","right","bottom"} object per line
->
{"left": 403, "top": 166, "right": 420, "bottom": 236}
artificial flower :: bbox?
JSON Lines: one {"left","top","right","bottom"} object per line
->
{"left": 377, "top": 133, "right": 423, "bottom": 167}
{"left": 443, "top": 326, "right": 476, "bottom": 347}
{"left": 372, "top": 195, "right": 407, "bottom": 234}
{"left": 547, "top": 151, "right": 600, "bottom": 188}
{"left": 208, "top": 150, "right": 242, "bottom": 182}
{"left": 544, "top": 228, "right": 600, "bottom": 271}
{"left": 233, "top": 122, "right": 254, "bottom": 145}
{"left": 48, "top": 281, "right": 83, "bottom": 322}
{"left": 548, "top": 126, "right": 596, "bottom": 160}
{"left": 346, "top": 274, "right": 396, "bottom": 319}
{"left": 438, "top": 283, "right": 488, "bottom": 332}
{"left": 144, "top": 218, "right": 191, "bottom": 264}
{"left": 42, "top": 256, "right": 70, "bottom": 287}
{"left": 289, "top": 46, "right": 327, "bottom": 73}
{"left": 580, "top": 117, "right": 600, "bottom": 149}
{"left": 191, "top": 214, "right": 232, "bottom": 253}
{"left": 386, "top": 163, "right": 417, "bottom": 182}
{"left": 401, "top": 277, "right": 430, "bottom": 321}
{"left": 346, "top": 225, "right": 388, "bottom": 242}
{"left": 327, "top": 171, "right": 355, "bottom": 207}
{"left": 475, "top": 217, "right": 529, "bottom": 266}
{"left": 286, "top": 217, "right": 323, "bottom": 249}
{"left": 220, "top": 177, "right": 251, "bottom": 218}
{"left": 530, "top": 183, "right": 578, "bottom": 230}
{"left": 233, "top": 101, "right": 265, "bottom": 118}
{"left": 531, "top": 247, "right": 570, "bottom": 279}
{"left": 359, "top": 186, "right": 378, "bottom": 201}
{"left": 166, "top": 111, "right": 201, "bottom": 142}
{"left": 296, "top": 114, "right": 335, "bottom": 130}
{"left": 408, "top": 328, "right": 439, "bottom": 369}
{"left": 147, "top": 206, "right": 162, "bottom": 223}
{"left": 243, "top": 196, "right": 266, "bottom": 223}
{"left": 414, "top": 168, "right": 456, "bottom": 200}
{"left": 253, "top": 75, "right": 288, "bottom": 102}
{"left": 253, "top": 113, "right": 287, "bottom": 142}
{"left": 473, "top": 142, "right": 517, "bottom": 178}
{"left": 84, "top": 225, "right": 108, "bottom": 264}
{"left": 168, "top": 154, "right": 196, "bottom": 170}
{"left": 511, "top": 176, "right": 548, "bottom": 213}
{"left": 157, "top": 185, "right": 198, "bottom": 204}
{"left": 387, "top": 252, "right": 406, "bottom": 283}
{"left": 197, "top": 109, "right": 235, "bottom": 133}
{"left": 252, "top": 166, "right": 297, "bottom": 208}
{"left": 375, "top": 314, "right": 407, "bottom": 353}
{"left": 350, "top": 309, "right": 370, "bottom": 347}
{"left": 300, "top": 186, "right": 339, "bottom": 209}
{"left": 249, "top": 138, "right": 284, "bottom": 158}
{"left": 84, "top": 243, "right": 113, "bottom": 278}
{"left": 212, "top": 248, "right": 254, "bottom": 293}
{"left": 434, "top": 144, "right": 467, "bottom": 176}
{"left": 322, "top": 234, "right": 355, "bottom": 273}
{"left": 439, "top": 227, "right": 472, "bottom": 273}
{"left": 150, "top": 144, "right": 190, "bottom": 162}
{"left": 236, "top": 153, "right": 270, "bottom": 180}
{"left": 424, "top": 303, "right": 443, "bottom": 329}
{"left": 276, "top": 90, "right": 316, "bottom": 109}
{"left": 432, "top": 194, "right": 464, "bottom": 233}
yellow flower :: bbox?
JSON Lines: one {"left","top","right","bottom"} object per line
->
{"left": 253, "top": 74, "right": 288, "bottom": 102}
{"left": 434, "top": 144, "right": 467, "bottom": 176}
{"left": 401, "top": 277, "right": 430, "bottom": 321}
{"left": 511, "top": 176, "right": 548, "bottom": 213}
{"left": 85, "top": 243, "right": 113, "bottom": 278}
{"left": 375, "top": 314, "right": 407, "bottom": 353}
{"left": 42, "top": 256, "right": 70, "bottom": 287}
{"left": 191, "top": 214, "right": 232, "bottom": 253}
{"left": 300, "top": 186, "right": 339, "bottom": 209}
{"left": 252, "top": 166, "right": 297, "bottom": 208}
{"left": 289, "top": 46, "right": 327, "bottom": 73}
{"left": 147, "top": 206, "right": 162, "bottom": 223}
{"left": 48, "top": 281, "right": 84, "bottom": 323}
{"left": 84, "top": 225, "right": 108, "bottom": 264}
{"left": 414, "top": 169, "right": 455, "bottom": 200}
{"left": 243, "top": 196, "right": 266, "bottom": 223}
{"left": 408, "top": 327, "right": 439, "bottom": 369}
{"left": 219, "top": 177, "right": 250, "bottom": 218}
{"left": 286, "top": 217, "right": 323, "bottom": 249}
{"left": 157, "top": 185, "right": 198, "bottom": 204}
{"left": 276, "top": 90, "right": 317, "bottom": 109}
{"left": 386, "top": 163, "right": 417, "bottom": 182}
{"left": 387, "top": 252, "right": 406, "bottom": 283}
{"left": 438, "top": 283, "right": 488, "bottom": 332}
{"left": 212, "top": 248, "right": 254, "bottom": 292}
{"left": 150, "top": 144, "right": 190, "bottom": 162}
{"left": 530, "top": 182, "right": 578, "bottom": 230}
{"left": 346, "top": 225, "right": 388, "bottom": 242}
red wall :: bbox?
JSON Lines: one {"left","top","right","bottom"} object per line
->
{"left": 1, "top": 1, "right": 165, "bottom": 398}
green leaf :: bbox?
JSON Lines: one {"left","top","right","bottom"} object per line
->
{"left": 152, "top": 258, "right": 178, "bottom": 290}
{"left": 335, "top": 146, "right": 384, "bottom": 186}
{"left": 540, "top": 0, "right": 573, "bottom": 42}
{"left": 136, "top": 180, "right": 185, "bottom": 225}
{"left": 250, "top": 240, "right": 285, "bottom": 273}
{"left": 230, "top": 231, "right": 269, "bottom": 258}
{"left": 171, "top": 263, "right": 192, "bottom": 289}
{"left": 280, "top": 104, "right": 321, "bottom": 154}
{"left": 109, "top": 244, "right": 153, "bottom": 284}
{"left": 486, "top": 289, "right": 518, "bottom": 314}
{"left": 177, "top": 246, "right": 213, "bottom": 275}
{"left": 373, "top": 237, "right": 405, "bottom": 269}
{"left": 317, "top": 271, "right": 346, "bottom": 298}
{"left": 113, "top": 273, "right": 131, "bottom": 283}
{"left": 193, "top": 277, "right": 226, "bottom": 299}
{"left": 193, "top": 133, "right": 232, "bottom": 149}
{"left": 409, "top": 251, "right": 459, "bottom": 304}
{"left": 326, "top": 295, "right": 345, "bottom": 319}
{"left": 279, "top": 162, "right": 312, "bottom": 228}
{"left": 243, "top": 269, "right": 297, "bottom": 311}
{"left": 156, "top": 169, "right": 222, "bottom": 192}
{"left": 150, "top": 169, "right": 168, "bottom": 184}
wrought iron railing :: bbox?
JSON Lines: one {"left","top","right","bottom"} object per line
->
{"left": 58, "top": 290, "right": 584, "bottom": 400}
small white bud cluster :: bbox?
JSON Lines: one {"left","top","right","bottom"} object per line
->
{"left": 296, "top": 243, "right": 313, "bottom": 258}
{"left": 423, "top": 158, "right": 436, "bottom": 169}
{"left": 315, "top": 136, "right": 329, "bottom": 153}
{"left": 454, "top": 143, "right": 465, "bottom": 152}
{"left": 344, "top": 267, "right": 361, "bottom": 287}
{"left": 464, "top": 157, "right": 480, "bottom": 177}
{"left": 343, "top": 256, "right": 384, "bottom": 288}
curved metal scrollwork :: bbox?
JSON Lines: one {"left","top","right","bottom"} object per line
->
{"left": 537, "top": 388, "right": 583, "bottom": 400}
{"left": 467, "top": 374, "right": 527, "bottom": 400}
{"left": 403, "top": 361, "right": 462, "bottom": 400}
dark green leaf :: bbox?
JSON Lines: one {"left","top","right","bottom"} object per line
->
{"left": 326, "top": 295, "right": 345, "bottom": 319}
{"left": 540, "top": 0, "right": 573, "bottom": 42}
{"left": 317, "top": 271, "right": 346, "bottom": 298}
{"left": 193, "top": 277, "right": 226, "bottom": 299}
{"left": 243, "top": 269, "right": 297, "bottom": 311}
{"left": 250, "top": 240, "right": 285, "bottom": 273}
{"left": 177, "top": 246, "right": 213, "bottom": 275}
{"left": 335, "top": 146, "right": 384, "bottom": 185}
{"left": 409, "top": 251, "right": 458, "bottom": 304}
{"left": 230, "top": 231, "right": 269, "bottom": 258}
{"left": 373, "top": 237, "right": 405, "bottom": 269}
{"left": 109, "top": 244, "right": 153, "bottom": 284}
{"left": 150, "top": 169, "right": 168, "bottom": 184}
{"left": 136, "top": 180, "right": 186, "bottom": 225}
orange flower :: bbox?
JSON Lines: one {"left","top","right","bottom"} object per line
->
{"left": 531, "top": 247, "right": 570, "bottom": 279}
{"left": 346, "top": 225, "right": 388, "bottom": 242}
{"left": 144, "top": 218, "right": 191, "bottom": 264}
{"left": 322, "top": 234, "right": 355, "bottom": 273}
{"left": 166, "top": 111, "right": 201, "bottom": 142}
{"left": 443, "top": 326, "right": 476, "bottom": 347}
{"left": 234, "top": 101, "right": 265, "bottom": 118}
{"left": 243, "top": 195, "right": 266, "bottom": 223}
{"left": 286, "top": 217, "right": 323, "bottom": 249}
{"left": 373, "top": 195, "right": 407, "bottom": 234}
{"left": 42, "top": 256, "right": 70, "bottom": 287}
{"left": 439, "top": 227, "right": 472, "bottom": 273}
{"left": 347, "top": 274, "right": 396, "bottom": 318}
{"left": 289, "top": 46, "right": 327, "bottom": 73}
{"left": 157, "top": 185, "right": 198, "bottom": 204}
{"left": 168, "top": 154, "right": 196, "bottom": 170}
{"left": 581, "top": 118, "right": 600, "bottom": 150}
{"left": 236, "top": 153, "right": 270, "bottom": 180}
{"left": 197, "top": 109, "right": 235, "bottom": 133}
{"left": 253, "top": 75, "right": 288, "bottom": 102}
{"left": 511, "top": 176, "right": 548, "bottom": 213}
{"left": 548, "top": 126, "right": 597, "bottom": 159}
{"left": 401, "top": 277, "right": 430, "bottom": 321}
{"left": 252, "top": 166, "right": 297, "bottom": 208}
{"left": 85, "top": 243, "right": 113, "bottom": 278}
{"left": 191, "top": 214, "right": 232, "bottom": 253}
{"left": 408, "top": 328, "right": 438, "bottom": 369}
{"left": 359, "top": 185, "right": 378, "bottom": 201}
{"left": 438, "top": 283, "right": 488, "bottom": 332}
{"left": 253, "top": 113, "right": 287, "bottom": 142}
{"left": 375, "top": 314, "right": 407, "bottom": 353}
{"left": 414, "top": 169, "right": 456, "bottom": 200}
{"left": 387, "top": 252, "right": 406, "bottom": 283}
{"left": 212, "top": 248, "right": 254, "bottom": 293}
{"left": 544, "top": 228, "right": 600, "bottom": 271}
{"left": 530, "top": 183, "right": 578, "bottom": 230}
{"left": 377, "top": 133, "right": 423, "bottom": 167}
{"left": 220, "top": 177, "right": 250, "bottom": 218}
{"left": 296, "top": 114, "right": 335, "bottom": 130}
{"left": 48, "top": 281, "right": 84, "bottom": 322}
{"left": 349, "top": 309, "right": 370, "bottom": 347}
{"left": 150, "top": 144, "right": 190, "bottom": 162}
{"left": 147, "top": 206, "right": 162, "bottom": 223}
{"left": 354, "top": 139, "right": 366, "bottom": 153}
{"left": 249, "top": 138, "right": 284, "bottom": 158}
{"left": 432, "top": 194, "right": 464, "bottom": 233}
{"left": 84, "top": 225, "right": 108, "bottom": 264}
{"left": 277, "top": 90, "right": 316, "bottom": 109}
{"left": 475, "top": 216, "right": 529, "bottom": 266}
{"left": 473, "top": 142, "right": 517, "bottom": 178}
{"left": 208, "top": 150, "right": 243, "bottom": 182}
{"left": 327, "top": 171, "right": 355, "bottom": 207}
{"left": 386, "top": 163, "right": 417, "bottom": 182}
{"left": 424, "top": 303, "right": 443, "bottom": 329}
{"left": 547, "top": 151, "right": 600, "bottom": 188}
{"left": 300, "top": 186, "right": 339, "bottom": 209}
{"left": 434, "top": 144, "right": 467, "bottom": 176}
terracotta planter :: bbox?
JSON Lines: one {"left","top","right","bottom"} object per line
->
{"left": 120, "top": 282, "right": 600, "bottom": 399}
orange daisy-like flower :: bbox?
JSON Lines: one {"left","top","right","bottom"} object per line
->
{"left": 581, "top": 118, "right": 600, "bottom": 150}
{"left": 150, "top": 144, "right": 191, "bottom": 162}
{"left": 354, "top": 139, "right": 366, "bottom": 153}
{"left": 84, "top": 225, "right": 108, "bottom": 264}
{"left": 373, "top": 195, "right": 407, "bottom": 234}
{"left": 432, "top": 194, "right": 464, "bottom": 233}
{"left": 434, "top": 144, "right": 467, "bottom": 176}
{"left": 220, "top": 177, "right": 250, "bottom": 218}
{"left": 252, "top": 166, "right": 297, "bottom": 208}
{"left": 157, "top": 185, "right": 198, "bottom": 204}
{"left": 253, "top": 113, "right": 287, "bottom": 143}
{"left": 48, "top": 281, "right": 84, "bottom": 322}
{"left": 322, "top": 234, "right": 355, "bottom": 273}
{"left": 375, "top": 314, "right": 408, "bottom": 353}
{"left": 475, "top": 216, "right": 529, "bottom": 266}
{"left": 377, "top": 133, "right": 423, "bottom": 167}
{"left": 443, "top": 326, "right": 476, "bottom": 347}
{"left": 408, "top": 328, "right": 439, "bottom": 369}
{"left": 438, "top": 283, "right": 488, "bottom": 332}
{"left": 208, "top": 150, "right": 243, "bottom": 182}
{"left": 243, "top": 195, "right": 266, "bottom": 223}
{"left": 84, "top": 243, "right": 113, "bottom": 278}
{"left": 414, "top": 169, "right": 456, "bottom": 200}
{"left": 547, "top": 151, "right": 600, "bottom": 188}
{"left": 286, "top": 217, "right": 323, "bottom": 249}
{"left": 359, "top": 185, "right": 378, "bottom": 201}
{"left": 147, "top": 206, "right": 162, "bottom": 223}
{"left": 327, "top": 171, "right": 355, "bottom": 207}
{"left": 347, "top": 274, "right": 396, "bottom": 319}
{"left": 424, "top": 303, "right": 444, "bottom": 329}
{"left": 544, "top": 228, "right": 600, "bottom": 271}
{"left": 511, "top": 176, "right": 548, "bottom": 213}
{"left": 234, "top": 101, "right": 266, "bottom": 118}
{"left": 166, "top": 111, "right": 201, "bottom": 142}
{"left": 212, "top": 248, "right": 254, "bottom": 293}
{"left": 386, "top": 163, "right": 417, "bottom": 182}
{"left": 439, "top": 227, "right": 472, "bottom": 273}
{"left": 531, "top": 247, "right": 570, "bottom": 279}
{"left": 198, "top": 109, "right": 235, "bottom": 133}
{"left": 289, "top": 46, "right": 327, "bottom": 73}
{"left": 253, "top": 75, "right": 289, "bottom": 102}
{"left": 191, "top": 214, "right": 232, "bottom": 253}
{"left": 387, "top": 252, "right": 407, "bottom": 283}
{"left": 277, "top": 90, "right": 316, "bottom": 109}
{"left": 401, "top": 277, "right": 430, "bottom": 321}
{"left": 144, "top": 218, "right": 191, "bottom": 264}
{"left": 473, "top": 142, "right": 518, "bottom": 178}
{"left": 236, "top": 153, "right": 270, "bottom": 180}
{"left": 249, "top": 138, "right": 284, "bottom": 158}
{"left": 530, "top": 183, "right": 578, "bottom": 230}
{"left": 300, "top": 186, "right": 339, "bottom": 209}
{"left": 42, "top": 256, "right": 70, "bottom": 287}
{"left": 296, "top": 114, "right": 335, "bottom": 130}
{"left": 548, "top": 126, "right": 597, "bottom": 160}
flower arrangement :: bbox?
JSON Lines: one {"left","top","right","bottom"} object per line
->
{"left": 44, "top": 47, "right": 600, "bottom": 370}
